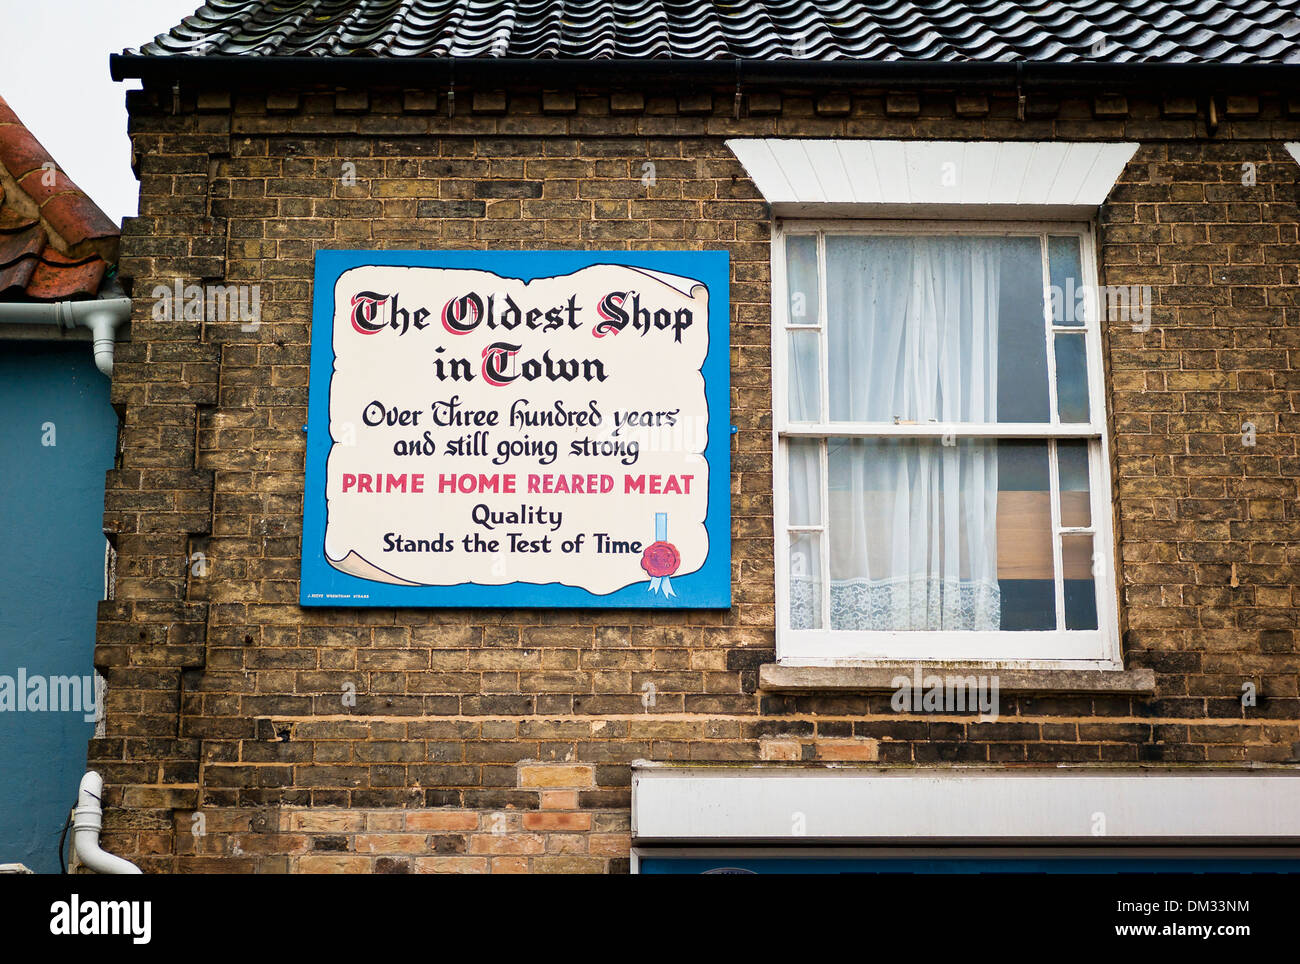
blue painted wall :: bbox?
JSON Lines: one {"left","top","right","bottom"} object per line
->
{"left": 0, "top": 342, "right": 116, "bottom": 873}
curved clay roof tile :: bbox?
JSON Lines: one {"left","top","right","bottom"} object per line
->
{"left": 0, "top": 94, "right": 118, "bottom": 302}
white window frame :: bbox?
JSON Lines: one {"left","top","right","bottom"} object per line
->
{"left": 772, "top": 218, "right": 1122, "bottom": 670}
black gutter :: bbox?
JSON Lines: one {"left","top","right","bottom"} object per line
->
{"left": 109, "top": 54, "right": 1300, "bottom": 93}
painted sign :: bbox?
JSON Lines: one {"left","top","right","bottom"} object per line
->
{"left": 302, "top": 250, "right": 730, "bottom": 607}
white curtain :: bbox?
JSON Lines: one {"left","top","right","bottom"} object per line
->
{"left": 790, "top": 236, "right": 1003, "bottom": 632}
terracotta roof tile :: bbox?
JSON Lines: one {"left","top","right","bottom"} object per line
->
{"left": 0, "top": 120, "right": 52, "bottom": 179}
{"left": 38, "top": 245, "right": 101, "bottom": 269}
{"left": 16, "top": 166, "right": 80, "bottom": 207}
{"left": 0, "top": 256, "right": 38, "bottom": 297}
{"left": 38, "top": 190, "right": 121, "bottom": 250}
{"left": 0, "top": 93, "right": 118, "bottom": 302}
{"left": 0, "top": 218, "right": 46, "bottom": 269}
{"left": 0, "top": 205, "right": 40, "bottom": 234}
{"left": 26, "top": 256, "right": 106, "bottom": 301}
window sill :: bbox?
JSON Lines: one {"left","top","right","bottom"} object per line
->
{"left": 759, "top": 663, "right": 1155, "bottom": 695}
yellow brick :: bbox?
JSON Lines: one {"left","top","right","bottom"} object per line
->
{"left": 759, "top": 738, "right": 801, "bottom": 761}
{"left": 415, "top": 856, "right": 490, "bottom": 874}
{"left": 540, "top": 790, "right": 579, "bottom": 810}
{"left": 545, "top": 833, "right": 587, "bottom": 854}
{"left": 365, "top": 812, "right": 404, "bottom": 831}
{"left": 297, "top": 855, "right": 371, "bottom": 874}
{"left": 814, "top": 739, "right": 879, "bottom": 761}
{"left": 518, "top": 764, "right": 594, "bottom": 788}
{"left": 532, "top": 856, "right": 606, "bottom": 874}
{"left": 590, "top": 833, "right": 632, "bottom": 857}
{"left": 289, "top": 811, "right": 366, "bottom": 833}
{"left": 354, "top": 833, "right": 429, "bottom": 853}
{"left": 468, "top": 833, "right": 545, "bottom": 855}
{"left": 405, "top": 811, "right": 479, "bottom": 831}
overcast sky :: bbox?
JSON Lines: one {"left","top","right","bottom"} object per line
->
{"left": 0, "top": 0, "right": 202, "bottom": 225}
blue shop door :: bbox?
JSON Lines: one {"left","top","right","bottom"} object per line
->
{"left": 0, "top": 342, "right": 117, "bottom": 873}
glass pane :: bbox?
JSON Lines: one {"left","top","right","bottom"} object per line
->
{"left": 994, "top": 441, "right": 1057, "bottom": 631}
{"left": 1054, "top": 333, "right": 1090, "bottom": 423}
{"left": 789, "top": 532, "right": 822, "bottom": 629}
{"left": 787, "top": 439, "right": 821, "bottom": 526}
{"left": 785, "top": 235, "right": 819, "bottom": 326}
{"left": 787, "top": 329, "right": 820, "bottom": 421}
{"left": 1062, "top": 533, "right": 1099, "bottom": 630}
{"left": 1048, "top": 235, "right": 1085, "bottom": 326}
{"left": 997, "top": 238, "right": 1052, "bottom": 423}
{"left": 1057, "top": 440, "right": 1091, "bottom": 528}
{"left": 825, "top": 234, "right": 1048, "bottom": 423}
{"left": 825, "top": 437, "right": 1002, "bottom": 631}
{"left": 818, "top": 438, "right": 1062, "bottom": 632}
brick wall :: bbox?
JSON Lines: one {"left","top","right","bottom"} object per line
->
{"left": 90, "top": 84, "right": 1300, "bottom": 872}
{"left": 170, "top": 763, "right": 627, "bottom": 873}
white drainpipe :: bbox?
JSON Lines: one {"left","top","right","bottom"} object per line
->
{"left": 73, "top": 770, "right": 142, "bottom": 874}
{"left": 0, "top": 296, "right": 131, "bottom": 377}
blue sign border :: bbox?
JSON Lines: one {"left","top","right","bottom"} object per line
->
{"left": 301, "top": 249, "right": 731, "bottom": 608}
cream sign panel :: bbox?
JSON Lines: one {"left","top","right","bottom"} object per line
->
{"left": 301, "top": 251, "right": 731, "bottom": 608}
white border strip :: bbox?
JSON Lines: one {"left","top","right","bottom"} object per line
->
{"left": 633, "top": 766, "right": 1300, "bottom": 842}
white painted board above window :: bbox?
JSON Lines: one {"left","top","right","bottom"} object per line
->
{"left": 726, "top": 139, "right": 1139, "bottom": 219}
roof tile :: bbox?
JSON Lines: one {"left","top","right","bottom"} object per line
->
{"left": 0, "top": 205, "right": 39, "bottom": 234}
{"left": 0, "top": 119, "right": 54, "bottom": 179}
{"left": 16, "top": 166, "right": 79, "bottom": 208}
{"left": 127, "top": 0, "right": 1300, "bottom": 63}
{"left": 0, "top": 219, "right": 46, "bottom": 269}
{"left": 26, "top": 255, "right": 107, "bottom": 301}
{"left": 0, "top": 94, "right": 119, "bottom": 302}
{"left": 0, "top": 256, "right": 39, "bottom": 297}
{"left": 37, "top": 191, "right": 121, "bottom": 250}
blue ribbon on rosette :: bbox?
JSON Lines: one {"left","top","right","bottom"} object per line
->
{"left": 645, "top": 512, "right": 678, "bottom": 597}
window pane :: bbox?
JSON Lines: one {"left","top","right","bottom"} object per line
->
{"left": 787, "top": 439, "right": 821, "bottom": 526}
{"left": 1057, "top": 440, "right": 1091, "bottom": 528}
{"left": 826, "top": 437, "right": 1002, "bottom": 631}
{"left": 789, "top": 532, "right": 822, "bottom": 629}
{"left": 1062, "top": 533, "right": 1099, "bottom": 630}
{"left": 787, "top": 329, "right": 820, "bottom": 421}
{"left": 825, "top": 235, "right": 1048, "bottom": 424}
{"left": 994, "top": 441, "right": 1057, "bottom": 631}
{"left": 997, "top": 238, "right": 1052, "bottom": 423}
{"left": 811, "top": 437, "right": 1072, "bottom": 632}
{"left": 1048, "top": 235, "right": 1085, "bottom": 326}
{"left": 1054, "top": 333, "right": 1090, "bottom": 422}
{"left": 785, "top": 235, "right": 819, "bottom": 326}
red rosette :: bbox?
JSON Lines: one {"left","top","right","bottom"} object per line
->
{"left": 641, "top": 541, "right": 680, "bottom": 579}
